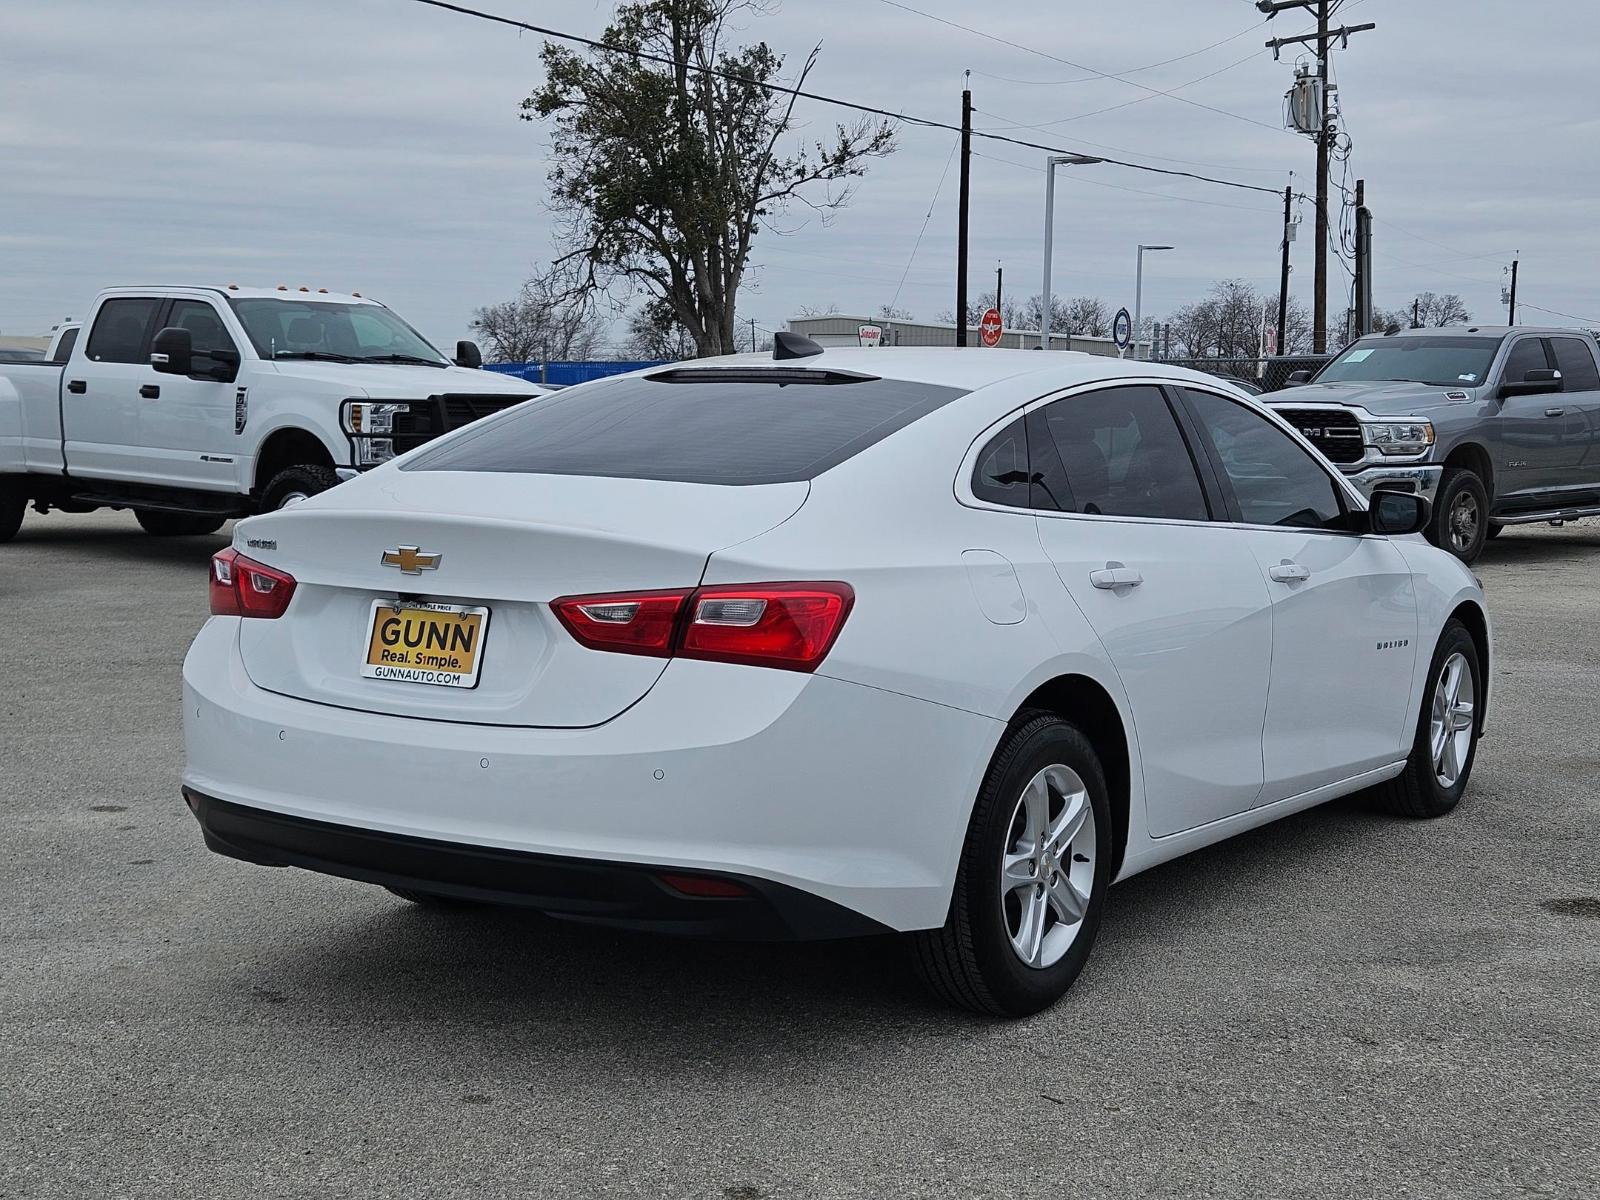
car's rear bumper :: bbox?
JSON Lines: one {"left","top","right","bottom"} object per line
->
{"left": 182, "top": 617, "right": 999, "bottom": 934}
{"left": 184, "top": 788, "right": 887, "bottom": 940}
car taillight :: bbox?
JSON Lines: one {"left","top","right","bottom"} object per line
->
{"left": 210, "top": 547, "right": 297, "bottom": 618}
{"left": 550, "top": 589, "right": 691, "bottom": 656}
{"left": 550, "top": 582, "right": 853, "bottom": 673}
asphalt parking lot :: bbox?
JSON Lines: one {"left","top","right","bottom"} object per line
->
{"left": 3, "top": 510, "right": 1597, "bottom": 1200}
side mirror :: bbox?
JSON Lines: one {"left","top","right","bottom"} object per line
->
{"left": 1285, "top": 369, "right": 1312, "bottom": 386}
{"left": 455, "top": 339, "right": 483, "bottom": 369}
{"left": 1368, "top": 490, "right": 1430, "bottom": 536}
{"left": 150, "top": 326, "right": 192, "bottom": 375}
{"left": 1499, "top": 368, "right": 1563, "bottom": 399}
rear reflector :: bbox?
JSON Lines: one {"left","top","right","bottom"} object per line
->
{"left": 210, "top": 547, "right": 297, "bottom": 618}
{"left": 551, "top": 582, "right": 853, "bottom": 672}
{"left": 656, "top": 872, "right": 753, "bottom": 899}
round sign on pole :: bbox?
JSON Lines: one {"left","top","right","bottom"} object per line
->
{"left": 978, "top": 307, "right": 1003, "bottom": 347}
{"left": 1112, "top": 307, "right": 1133, "bottom": 350}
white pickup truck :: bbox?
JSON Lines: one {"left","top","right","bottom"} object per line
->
{"left": 0, "top": 285, "right": 541, "bottom": 540}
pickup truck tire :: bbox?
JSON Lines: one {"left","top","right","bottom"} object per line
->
{"left": 262, "top": 464, "right": 341, "bottom": 511}
{"left": 136, "top": 510, "right": 226, "bottom": 537}
{"left": 1373, "top": 619, "right": 1481, "bottom": 819}
{"left": 0, "top": 483, "right": 25, "bottom": 543}
{"left": 1428, "top": 468, "right": 1489, "bottom": 564}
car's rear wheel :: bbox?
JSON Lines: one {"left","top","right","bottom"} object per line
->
{"left": 135, "top": 510, "right": 226, "bottom": 537}
{"left": 1374, "top": 619, "right": 1482, "bottom": 818}
{"left": 1427, "top": 468, "right": 1489, "bottom": 564}
{"left": 910, "top": 713, "right": 1111, "bottom": 1017}
{"left": 0, "top": 481, "right": 25, "bottom": 543}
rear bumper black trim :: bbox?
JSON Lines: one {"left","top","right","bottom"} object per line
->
{"left": 183, "top": 789, "right": 889, "bottom": 942}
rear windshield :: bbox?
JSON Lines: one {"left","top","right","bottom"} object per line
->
{"left": 402, "top": 371, "right": 968, "bottom": 485}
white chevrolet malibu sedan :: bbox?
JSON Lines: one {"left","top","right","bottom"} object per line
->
{"left": 182, "top": 338, "right": 1490, "bottom": 1015}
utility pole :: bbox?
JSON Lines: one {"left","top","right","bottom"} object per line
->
{"left": 955, "top": 75, "right": 972, "bottom": 347}
{"left": 994, "top": 263, "right": 1003, "bottom": 322}
{"left": 1277, "top": 183, "right": 1293, "bottom": 355}
{"left": 1352, "top": 177, "right": 1372, "bottom": 337}
{"left": 1507, "top": 259, "right": 1519, "bottom": 325}
{"left": 749, "top": 318, "right": 757, "bottom": 350}
{"left": 1261, "top": 0, "right": 1376, "bottom": 353}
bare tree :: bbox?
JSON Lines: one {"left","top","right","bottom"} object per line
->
{"left": 470, "top": 268, "right": 607, "bottom": 363}
{"left": 526, "top": 0, "right": 896, "bottom": 357}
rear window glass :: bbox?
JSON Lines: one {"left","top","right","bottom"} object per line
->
{"left": 402, "top": 371, "right": 968, "bottom": 485}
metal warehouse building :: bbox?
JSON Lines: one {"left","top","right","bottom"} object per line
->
{"left": 785, "top": 314, "right": 1150, "bottom": 358}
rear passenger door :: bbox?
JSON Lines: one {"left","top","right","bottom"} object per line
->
{"left": 1177, "top": 387, "right": 1419, "bottom": 802}
{"left": 63, "top": 296, "right": 163, "bottom": 483}
{"left": 1547, "top": 336, "right": 1600, "bottom": 495}
{"left": 1028, "top": 384, "right": 1275, "bottom": 836}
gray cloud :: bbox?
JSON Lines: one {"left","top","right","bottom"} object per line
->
{"left": 2, "top": 0, "right": 1595, "bottom": 345}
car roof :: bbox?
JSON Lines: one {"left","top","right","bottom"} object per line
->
{"left": 1366, "top": 325, "right": 1586, "bottom": 340}
{"left": 97, "top": 285, "right": 379, "bottom": 306}
{"left": 682, "top": 347, "right": 1237, "bottom": 393}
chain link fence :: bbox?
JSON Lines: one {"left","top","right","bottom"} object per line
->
{"left": 1154, "top": 355, "right": 1333, "bottom": 393}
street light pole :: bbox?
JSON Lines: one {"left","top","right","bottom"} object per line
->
{"left": 1134, "top": 244, "right": 1173, "bottom": 360}
{"left": 1040, "top": 154, "right": 1103, "bottom": 350}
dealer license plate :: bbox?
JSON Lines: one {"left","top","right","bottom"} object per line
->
{"left": 361, "top": 600, "right": 489, "bottom": 689}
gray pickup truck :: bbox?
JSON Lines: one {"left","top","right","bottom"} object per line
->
{"left": 1269, "top": 325, "right": 1600, "bottom": 563}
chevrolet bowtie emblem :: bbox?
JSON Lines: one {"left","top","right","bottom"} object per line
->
{"left": 381, "top": 545, "right": 441, "bottom": 574}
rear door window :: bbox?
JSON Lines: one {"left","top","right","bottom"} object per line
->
{"left": 1550, "top": 338, "right": 1600, "bottom": 391}
{"left": 1026, "top": 385, "right": 1210, "bottom": 521}
{"left": 85, "top": 298, "right": 162, "bottom": 364}
{"left": 404, "top": 370, "right": 968, "bottom": 485}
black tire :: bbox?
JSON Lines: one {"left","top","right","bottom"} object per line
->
{"left": 0, "top": 482, "right": 25, "bottom": 543}
{"left": 1373, "top": 619, "right": 1482, "bottom": 818}
{"left": 135, "top": 510, "right": 226, "bottom": 537}
{"left": 261, "top": 463, "right": 341, "bottom": 511}
{"left": 1427, "top": 468, "right": 1490, "bottom": 564}
{"left": 385, "top": 885, "right": 473, "bottom": 908}
{"left": 1485, "top": 520, "right": 1504, "bottom": 540}
{"left": 910, "top": 713, "right": 1112, "bottom": 1017}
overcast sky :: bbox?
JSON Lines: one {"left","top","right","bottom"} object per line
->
{"left": 3, "top": 0, "right": 1597, "bottom": 349}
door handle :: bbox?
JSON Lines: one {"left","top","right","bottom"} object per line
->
{"left": 1545, "top": 407, "right": 1566, "bottom": 417}
{"left": 1268, "top": 560, "right": 1311, "bottom": 583}
{"left": 66, "top": 380, "right": 86, "bottom": 394}
{"left": 140, "top": 384, "right": 160, "bottom": 399}
{"left": 1088, "top": 562, "right": 1143, "bottom": 589}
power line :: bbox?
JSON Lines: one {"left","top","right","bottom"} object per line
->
{"left": 971, "top": 150, "right": 1278, "bottom": 215}
{"left": 968, "top": 17, "right": 1271, "bottom": 85}
{"left": 890, "top": 137, "right": 961, "bottom": 314}
{"left": 407, "top": 0, "right": 1289, "bottom": 197}
{"left": 873, "top": 0, "right": 1294, "bottom": 137}
{"left": 1517, "top": 302, "right": 1600, "bottom": 326}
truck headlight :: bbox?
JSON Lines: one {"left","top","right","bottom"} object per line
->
{"left": 345, "top": 402, "right": 410, "bottom": 466}
{"left": 1362, "top": 420, "right": 1434, "bottom": 456}
{"left": 345, "top": 402, "right": 409, "bottom": 436}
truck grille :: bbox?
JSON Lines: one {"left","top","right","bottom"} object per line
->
{"left": 1274, "top": 407, "right": 1365, "bottom": 464}
{"left": 388, "top": 392, "right": 534, "bottom": 453}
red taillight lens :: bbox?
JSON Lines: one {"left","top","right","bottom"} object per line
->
{"left": 209, "top": 547, "right": 297, "bottom": 619}
{"left": 679, "top": 583, "right": 854, "bottom": 672}
{"left": 550, "top": 582, "right": 853, "bottom": 673}
{"left": 550, "top": 589, "right": 691, "bottom": 657}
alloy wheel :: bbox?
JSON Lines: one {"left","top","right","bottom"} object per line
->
{"left": 1429, "top": 651, "right": 1475, "bottom": 788}
{"left": 999, "top": 764, "right": 1096, "bottom": 969}
{"left": 1448, "top": 491, "right": 1480, "bottom": 554}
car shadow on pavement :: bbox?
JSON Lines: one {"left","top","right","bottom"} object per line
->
{"left": 10, "top": 517, "right": 232, "bottom": 565}
{"left": 206, "top": 791, "right": 1396, "bottom": 1042}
